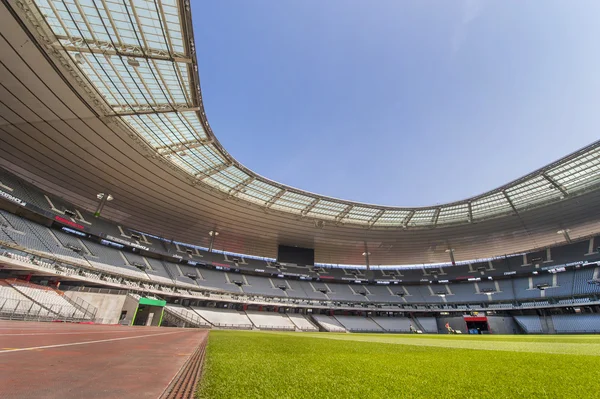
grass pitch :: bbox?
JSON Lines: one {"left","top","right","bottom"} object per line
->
{"left": 197, "top": 331, "right": 600, "bottom": 399}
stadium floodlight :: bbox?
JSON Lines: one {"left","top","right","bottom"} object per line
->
{"left": 127, "top": 58, "right": 140, "bottom": 67}
{"left": 96, "top": 193, "right": 113, "bottom": 201}
{"left": 94, "top": 193, "right": 113, "bottom": 218}
{"left": 73, "top": 53, "right": 84, "bottom": 64}
{"left": 557, "top": 229, "right": 572, "bottom": 243}
{"left": 208, "top": 230, "right": 219, "bottom": 252}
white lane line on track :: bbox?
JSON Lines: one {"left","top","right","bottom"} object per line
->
{"left": 0, "top": 330, "right": 189, "bottom": 354}
{"left": 1, "top": 331, "right": 139, "bottom": 336}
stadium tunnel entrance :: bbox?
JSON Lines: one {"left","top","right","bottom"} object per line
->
{"left": 464, "top": 316, "right": 490, "bottom": 334}
{"left": 123, "top": 296, "right": 166, "bottom": 326}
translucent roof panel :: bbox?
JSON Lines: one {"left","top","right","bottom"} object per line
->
{"left": 437, "top": 203, "right": 469, "bottom": 225}
{"left": 122, "top": 112, "right": 208, "bottom": 150}
{"left": 345, "top": 206, "right": 381, "bottom": 224}
{"left": 37, "top": 0, "right": 183, "bottom": 55}
{"left": 204, "top": 166, "right": 251, "bottom": 192}
{"left": 547, "top": 146, "right": 600, "bottom": 193}
{"left": 306, "top": 200, "right": 349, "bottom": 220}
{"left": 271, "top": 191, "right": 315, "bottom": 213}
{"left": 237, "top": 180, "right": 283, "bottom": 205}
{"left": 407, "top": 209, "right": 436, "bottom": 226}
{"left": 167, "top": 147, "right": 227, "bottom": 175}
{"left": 471, "top": 192, "right": 512, "bottom": 220}
{"left": 77, "top": 54, "right": 190, "bottom": 110}
{"left": 505, "top": 175, "right": 562, "bottom": 210}
{"left": 374, "top": 210, "right": 414, "bottom": 227}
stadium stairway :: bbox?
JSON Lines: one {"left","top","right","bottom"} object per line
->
{"left": 409, "top": 314, "right": 426, "bottom": 333}
{"left": 540, "top": 314, "right": 556, "bottom": 334}
{"left": 163, "top": 305, "right": 211, "bottom": 328}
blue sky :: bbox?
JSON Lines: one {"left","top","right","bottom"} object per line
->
{"left": 191, "top": 1, "right": 600, "bottom": 207}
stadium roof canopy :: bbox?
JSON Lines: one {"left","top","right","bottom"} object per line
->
{"left": 1, "top": 0, "right": 599, "bottom": 265}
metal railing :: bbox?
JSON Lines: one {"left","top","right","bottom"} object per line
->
{"left": 0, "top": 297, "right": 90, "bottom": 322}
{"left": 212, "top": 323, "right": 253, "bottom": 330}
{"left": 163, "top": 306, "right": 211, "bottom": 328}
{"left": 256, "top": 325, "right": 295, "bottom": 331}
{"left": 3, "top": 279, "right": 98, "bottom": 321}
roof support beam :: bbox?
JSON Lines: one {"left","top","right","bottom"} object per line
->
{"left": 156, "top": 138, "right": 213, "bottom": 155}
{"left": 54, "top": 36, "right": 191, "bottom": 63}
{"left": 542, "top": 173, "right": 569, "bottom": 197}
{"left": 467, "top": 201, "right": 473, "bottom": 223}
{"left": 335, "top": 205, "right": 353, "bottom": 224}
{"left": 195, "top": 163, "right": 230, "bottom": 180}
{"left": 110, "top": 105, "right": 200, "bottom": 116}
{"left": 432, "top": 208, "right": 441, "bottom": 226}
{"left": 228, "top": 176, "right": 255, "bottom": 197}
{"left": 402, "top": 210, "right": 415, "bottom": 228}
{"left": 502, "top": 190, "right": 519, "bottom": 215}
{"left": 265, "top": 189, "right": 286, "bottom": 208}
{"left": 301, "top": 198, "right": 320, "bottom": 216}
{"left": 368, "top": 209, "right": 386, "bottom": 227}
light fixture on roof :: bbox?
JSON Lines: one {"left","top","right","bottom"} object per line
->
{"left": 208, "top": 230, "right": 219, "bottom": 253}
{"left": 557, "top": 228, "right": 572, "bottom": 243}
{"left": 96, "top": 193, "right": 114, "bottom": 201}
{"left": 74, "top": 53, "right": 84, "bottom": 64}
{"left": 127, "top": 58, "right": 140, "bottom": 67}
{"left": 445, "top": 248, "right": 456, "bottom": 266}
{"left": 94, "top": 193, "right": 113, "bottom": 218}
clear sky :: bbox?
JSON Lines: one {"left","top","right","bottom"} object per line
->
{"left": 191, "top": 0, "right": 600, "bottom": 207}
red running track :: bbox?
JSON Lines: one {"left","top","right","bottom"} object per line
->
{"left": 0, "top": 320, "right": 208, "bottom": 399}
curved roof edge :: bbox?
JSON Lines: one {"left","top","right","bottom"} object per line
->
{"left": 24, "top": 0, "right": 600, "bottom": 230}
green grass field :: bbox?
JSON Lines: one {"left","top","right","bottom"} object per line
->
{"left": 197, "top": 331, "right": 600, "bottom": 399}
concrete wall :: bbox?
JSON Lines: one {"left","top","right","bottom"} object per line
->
{"left": 436, "top": 316, "right": 468, "bottom": 334}
{"left": 436, "top": 315, "right": 519, "bottom": 334}
{"left": 121, "top": 296, "right": 139, "bottom": 325}
{"left": 487, "top": 316, "right": 520, "bottom": 334}
{"left": 64, "top": 292, "right": 127, "bottom": 324}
